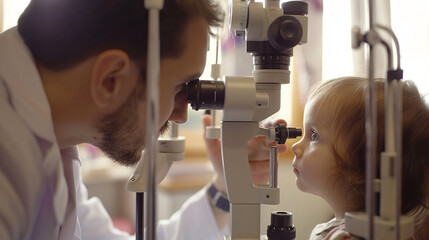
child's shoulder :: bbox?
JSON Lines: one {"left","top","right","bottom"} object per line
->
{"left": 310, "top": 218, "right": 345, "bottom": 240}
{"left": 324, "top": 224, "right": 362, "bottom": 240}
{"left": 325, "top": 225, "right": 415, "bottom": 240}
{"left": 311, "top": 218, "right": 363, "bottom": 240}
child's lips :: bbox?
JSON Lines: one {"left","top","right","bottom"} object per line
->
{"left": 293, "top": 167, "right": 299, "bottom": 175}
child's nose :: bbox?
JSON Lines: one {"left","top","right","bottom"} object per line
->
{"left": 291, "top": 142, "right": 302, "bottom": 158}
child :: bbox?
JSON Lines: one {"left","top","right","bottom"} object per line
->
{"left": 291, "top": 77, "right": 429, "bottom": 240}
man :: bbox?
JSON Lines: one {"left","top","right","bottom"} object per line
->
{"left": 0, "top": 0, "right": 286, "bottom": 239}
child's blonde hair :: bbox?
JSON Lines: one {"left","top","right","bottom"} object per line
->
{"left": 308, "top": 77, "right": 429, "bottom": 239}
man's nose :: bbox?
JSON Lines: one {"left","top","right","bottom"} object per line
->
{"left": 169, "top": 89, "right": 188, "bottom": 124}
{"left": 169, "top": 104, "right": 188, "bottom": 124}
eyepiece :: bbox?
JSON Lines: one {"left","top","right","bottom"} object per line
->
{"left": 275, "top": 125, "right": 302, "bottom": 144}
{"left": 287, "top": 127, "right": 302, "bottom": 139}
{"left": 268, "top": 16, "right": 303, "bottom": 51}
{"left": 186, "top": 79, "right": 225, "bottom": 111}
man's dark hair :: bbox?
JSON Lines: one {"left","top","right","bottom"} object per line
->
{"left": 18, "top": 0, "right": 223, "bottom": 71}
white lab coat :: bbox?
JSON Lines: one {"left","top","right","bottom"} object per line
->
{"left": 0, "top": 27, "right": 225, "bottom": 240}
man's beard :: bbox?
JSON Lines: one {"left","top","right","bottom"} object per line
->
{"left": 94, "top": 83, "right": 170, "bottom": 167}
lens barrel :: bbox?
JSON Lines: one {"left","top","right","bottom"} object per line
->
{"left": 186, "top": 79, "right": 225, "bottom": 111}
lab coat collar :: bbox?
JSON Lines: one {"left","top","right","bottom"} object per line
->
{"left": 58, "top": 146, "right": 80, "bottom": 238}
{"left": 0, "top": 27, "right": 57, "bottom": 146}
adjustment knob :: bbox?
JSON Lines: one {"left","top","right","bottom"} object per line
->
{"left": 229, "top": 0, "right": 248, "bottom": 31}
{"left": 351, "top": 26, "right": 364, "bottom": 49}
{"left": 267, "top": 211, "right": 296, "bottom": 240}
{"left": 282, "top": 1, "right": 308, "bottom": 15}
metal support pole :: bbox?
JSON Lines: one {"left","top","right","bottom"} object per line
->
{"left": 136, "top": 193, "right": 144, "bottom": 240}
{"left": 269, "top": 146, "right": 278, "bottom": 188}
{"left": 145, "top": 8, "right": 161, "bottom": 240}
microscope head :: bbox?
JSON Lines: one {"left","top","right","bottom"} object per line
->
{"left": 230, "top": 0, "right": 308, "bottom": 84}
{"left": 186, "top": 1, "right": 309, "bottom": 121}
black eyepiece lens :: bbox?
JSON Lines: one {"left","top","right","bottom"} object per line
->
{"left": 186, "top": 79, "right": 225, "bottom": 111}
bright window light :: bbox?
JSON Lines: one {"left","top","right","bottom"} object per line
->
{"left": 2, "top": 0, "right": 30, "bottom": 31}
{"left": 391, "top": 0, "right": 429, "bottom": 100}
{"left": 322, "top": 0, "right": 353, "bottom": 81}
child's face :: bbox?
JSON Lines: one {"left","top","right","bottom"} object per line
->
{"left": 291, "top": 98, "right": 339, "bottom": 199}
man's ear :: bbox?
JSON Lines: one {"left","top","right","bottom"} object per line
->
{"left": 90, "top": 50, "right": 136, "bottom": 113}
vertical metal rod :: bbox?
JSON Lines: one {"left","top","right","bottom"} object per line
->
{"left": 211, "top": 32, "right": 220, "bottom": 127}
{"left": 381, "top": 81, "right": 395, "bottom": 221}
{"left": 0, "top": 0, "right": 3, "bottom": 32}
{"left": 378, "top": 24, "right": 403, "bottom": 240}
{"left": 211, "top": 111, "right": 216, "bottom": 127}
{"left": 368, "top": 0, "right": 374, "bottom": 29}
{"left": 365, "top": 45, "right": 376, "bottom": 240}
{"left": 145, "top": 8, "right": 160, "bottom": 240}
{"left": 215, "top": 34, "right": 219, "bottom": 65}
{"left": 136, "top": 193, "right": 144, "bottom": 240}
{"left": 382, "top": 40, "right": 394, "bottom": 221}
{"left": 169, "top": 121, "right": 178, "bottom": 138}
{"left": 394, "top": 80, "right": 402, "bottom": 240}
{"left": 269, "top": 146, "right": 278, "bottom": 188}
{"left": 366, "top": 2, "right": 376, "bottom": 239}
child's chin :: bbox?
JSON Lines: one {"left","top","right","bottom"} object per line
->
{"left": 295, "top": 179, "right": 306, "bottom": 192}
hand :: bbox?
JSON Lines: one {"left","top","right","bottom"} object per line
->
{"left": 202, "top": 114, "right": 288, "bottom": 194}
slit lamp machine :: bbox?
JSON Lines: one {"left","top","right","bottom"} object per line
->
{"left": 126, "top": 0, "right": 413, "bottom": 239}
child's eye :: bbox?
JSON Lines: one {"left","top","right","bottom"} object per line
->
{"left": 310, "top": 130, "right": 319, "bottom": 142}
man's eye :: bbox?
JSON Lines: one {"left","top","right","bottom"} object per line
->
{"left": 310, "top": 130, "right": 319, "bottom": 142}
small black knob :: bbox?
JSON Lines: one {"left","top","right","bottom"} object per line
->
{"left": 267, "top": 211, "right": 296, "bottom": 240}
{"left": 282, "top": 1, "right": 308, "bottom": 15}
